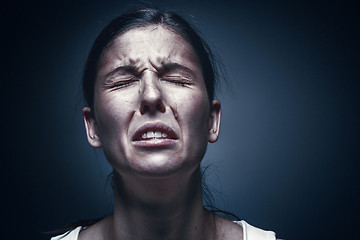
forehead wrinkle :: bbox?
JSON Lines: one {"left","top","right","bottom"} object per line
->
{"left": 112, "top": 53, "right": 142, "bottom": 69}
{"left": 99, "top": 26, "right": 202, "bottom": 79}
{"left": 119, "top": 56, "right": 144, "bottom": 70}
{"left": 148, "top": 47, "right": 182, "bottom": 69}
{"left": 98, "top": 47, "right": 140, "bottom": 68}
{"left": 149, "top": 55, "right": 172, "bottom": 70}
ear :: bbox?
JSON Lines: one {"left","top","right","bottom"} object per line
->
{"left": 208, "top": 100, "right": 221, "bottom": 143}
{"left": 82, "top": 107, "right": 102, "bottom": 148}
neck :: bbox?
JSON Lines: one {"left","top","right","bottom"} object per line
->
{"left": 107, "top": 167, "right": 216, "bottom": 240}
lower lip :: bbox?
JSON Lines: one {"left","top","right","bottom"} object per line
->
{"left": 132, "top": 138, "right": 177, "bottom": 148}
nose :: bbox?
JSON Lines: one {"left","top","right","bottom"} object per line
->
{"left": 139, "top": 73, "right": 166, "bottom": 115}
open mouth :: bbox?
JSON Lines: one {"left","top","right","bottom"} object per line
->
{"left": 140, "top": 130, "right": 169, "bottom": 140}
{"left": 132, "top": 123, "right": 178, "bottom": 143}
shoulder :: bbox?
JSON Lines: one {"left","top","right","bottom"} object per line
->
{"left": 51, "top": 217, "right": 109, "bottom": 240}
{"left": 77, "top": 216, "right": 111, "bottom": 240}
{"left": 214, "top": 216, "right": 279, "bottom": 240}
{"left": 215, "top": 216, "right": 243, "bottom": 240}
{"left": 235, "top": 220, "right": 277, "bottom": 240}
{"left": 50, "top": 222, "right": 105, "bottom": 240}
{"left": 51, "top": 226, "right": 82, "bottom": 240}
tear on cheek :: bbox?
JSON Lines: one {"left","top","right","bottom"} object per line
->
{"left": 170, "top": 90, "right": 178, "bottom": 119}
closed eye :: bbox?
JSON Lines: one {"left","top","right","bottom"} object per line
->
{"left": 161, "top": 76, "right": 193, "bottom": 86}
{"left": 105, "top": 79, "right": 138, "bottom": 90}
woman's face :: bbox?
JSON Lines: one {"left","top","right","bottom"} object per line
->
{"left": 83, "top": 25, "right": 221, "bottom": 178}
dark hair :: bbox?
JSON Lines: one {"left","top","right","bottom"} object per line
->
{"left": 82, "top": 7, "right": 219, "bottom": 109}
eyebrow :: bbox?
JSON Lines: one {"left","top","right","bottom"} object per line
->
{"left": 160, "top": 63, "right": 196, "bottom": 78}
{"left": 104, "top": 62, "right": 197, "bottom": 81}
{"left": 104, "top": 65, "right": 138, "bottom": 80}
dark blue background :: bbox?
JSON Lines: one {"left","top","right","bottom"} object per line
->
{"left": 3, "top": 0, "right": 359, "bottom": 239}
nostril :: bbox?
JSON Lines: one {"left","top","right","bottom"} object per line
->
{"left": 156, "top": 103, "right": 165, "bottom": 112}
{"left": 156, "top": 104, "right": 160, "bottom": 110}
{"left": 141, "top": 105, "right": 150, "bottom": 114}
{"left": 139, "top": 82, "right": 166, "bottom": 114}
{"left": 140, "top": 101, "right": 166, "bottom": 115}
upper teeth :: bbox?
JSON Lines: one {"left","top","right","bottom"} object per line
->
{"left": 141, "top": 131, "right": 168, "bottom": 139}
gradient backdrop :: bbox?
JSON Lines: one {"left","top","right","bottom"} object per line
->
{"left": 3, "top": 0, "right": 359, "bottom": 239}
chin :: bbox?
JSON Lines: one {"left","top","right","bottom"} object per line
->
{"left": 128, "top": 154, "right": 196, "bottom": 178}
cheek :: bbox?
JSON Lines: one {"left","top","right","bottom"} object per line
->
{"left": 180, "top": 94, "right": 210, "bottom": 162}
{"left": 94, "top": 94, "right": 133, "bottom": 144}
{"left": 93, "top": 94, "right": 136, "bottom": 170}
{"left": 179, "top": 92, "right": 210, "bottom": 138}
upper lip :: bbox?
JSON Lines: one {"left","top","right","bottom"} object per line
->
{"left": 132, "top": 122, "right": 179, "bottom": 141}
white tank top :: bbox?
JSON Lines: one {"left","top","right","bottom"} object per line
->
{"left": 51, "top": 220, "right": 276, "bottom": 240}
{"left": 235, "top": 220, "right": 276, "bottom": 240}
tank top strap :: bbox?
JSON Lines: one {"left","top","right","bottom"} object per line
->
{"left": 50, "top": 226, "right": 82, "bottom": 240}
{"left": 234, "top": 220, "right": 276, "bottom": 240}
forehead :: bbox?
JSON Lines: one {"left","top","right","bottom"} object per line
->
{"left": 97, "top": 25, "right": 201, "bottom": 73}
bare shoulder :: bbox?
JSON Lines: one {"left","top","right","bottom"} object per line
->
{"left": 78, "top": 216, "right": 111, "bottom": 240}
{"left": 78, "top": 224, "right": 101, "bottom": 240}
{"left": 215, "top": 216, "right": 243, "bottom": 240}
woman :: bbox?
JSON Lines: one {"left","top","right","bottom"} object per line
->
{"left": 52, "top": 7, "right": 277, "bottom": 240}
